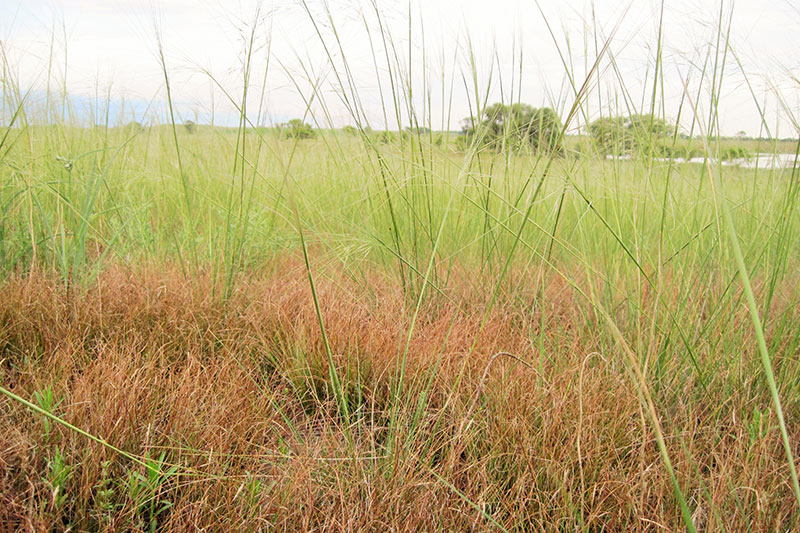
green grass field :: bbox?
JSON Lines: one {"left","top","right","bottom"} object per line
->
{"left": 1, "top": 3, "right": 799, "bottom": 530}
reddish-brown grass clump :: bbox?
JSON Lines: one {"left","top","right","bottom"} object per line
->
{"left": 0, "top": 261, "right": 798, "bottom": 531}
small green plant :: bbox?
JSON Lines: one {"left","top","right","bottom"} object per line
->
{"left": 33, "top": 385, "right": 62, "bottom": 441}
{"left": 747, "top": 406, "right": 769, "bottom": 446}
{"left": 92, "top": 460, "right": 117, "bottom": 527}
{"left": 242, "top": 472, "right": 276, "bottom": 508}
{"left": 126, "top": 452, "right": 178, "bottom": 532}
{"left": 245, "top": 474, "right": 262, "bottom": 504}
{"left": 47, "top": 447, "right": 72, "bottom": 514}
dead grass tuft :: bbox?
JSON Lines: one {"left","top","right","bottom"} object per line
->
{"left": 1, "top": 260, "right": 798, "bottom": 530}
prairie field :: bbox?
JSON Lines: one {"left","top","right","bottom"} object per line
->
{"left": 1, "top": 2, "right": 800, "bottom": 531}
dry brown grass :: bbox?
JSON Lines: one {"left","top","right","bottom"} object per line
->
{"left": 0, "top": 261, "right": 798, "bottom": 531}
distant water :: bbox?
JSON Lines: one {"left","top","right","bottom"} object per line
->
{"left": 606, "top": 153, "right": 798, "bottom": 170}
{"left": 731, "top": 153, "right": 798, "bottom": 169}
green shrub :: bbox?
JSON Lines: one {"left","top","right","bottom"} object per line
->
{"left": 720, "top": 146, "right": 752, "bottom": 160}
{"left": 589, "top": 114, "right": 674, "bottom": 156}
{"left": 280, "top": 119, "right": 315, "bottom": 139}
{"left": 460, "top": 103, "right": 563, "bottom": 154}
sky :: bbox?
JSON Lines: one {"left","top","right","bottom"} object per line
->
{"left": 1, "top": 0, "right": 799, "bottom": 137}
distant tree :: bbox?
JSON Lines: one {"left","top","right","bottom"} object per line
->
{"left": 406, "top": 125, "right": 431, "bottom": 134}
{"left": 184, "top": 120, "right": 197, "bottom": 134}
{"left": 341, "top": 125, "right": 358, "bottom": 136}
{"left": 588, "top": 117, "right": 630, "bottom": 155}
{"left": 125, "top": 121, "right": 145, "bottom": 133}
{"left": 736, "top": 130, "right": 747, "bottom": 139}
{"left": 461, "top": 103, "right": 562, "bottom": 153}
{"left": 280, "top": 119, "right": 315, "bottom": 139}
{"left": 720, "top": 146, "right": 752, "bottom": 161}
{"left": 376, "top": 131, "right": 396, "bottom": 144}
{"left": 589, "top": 113, "right": 675, "bottom": 155}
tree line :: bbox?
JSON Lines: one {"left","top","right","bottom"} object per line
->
{"left": 459, "top": 105, "right": 679, "bottom": 157}
{"left": 218, "top": 106, "right": 690, "bottom": 158}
